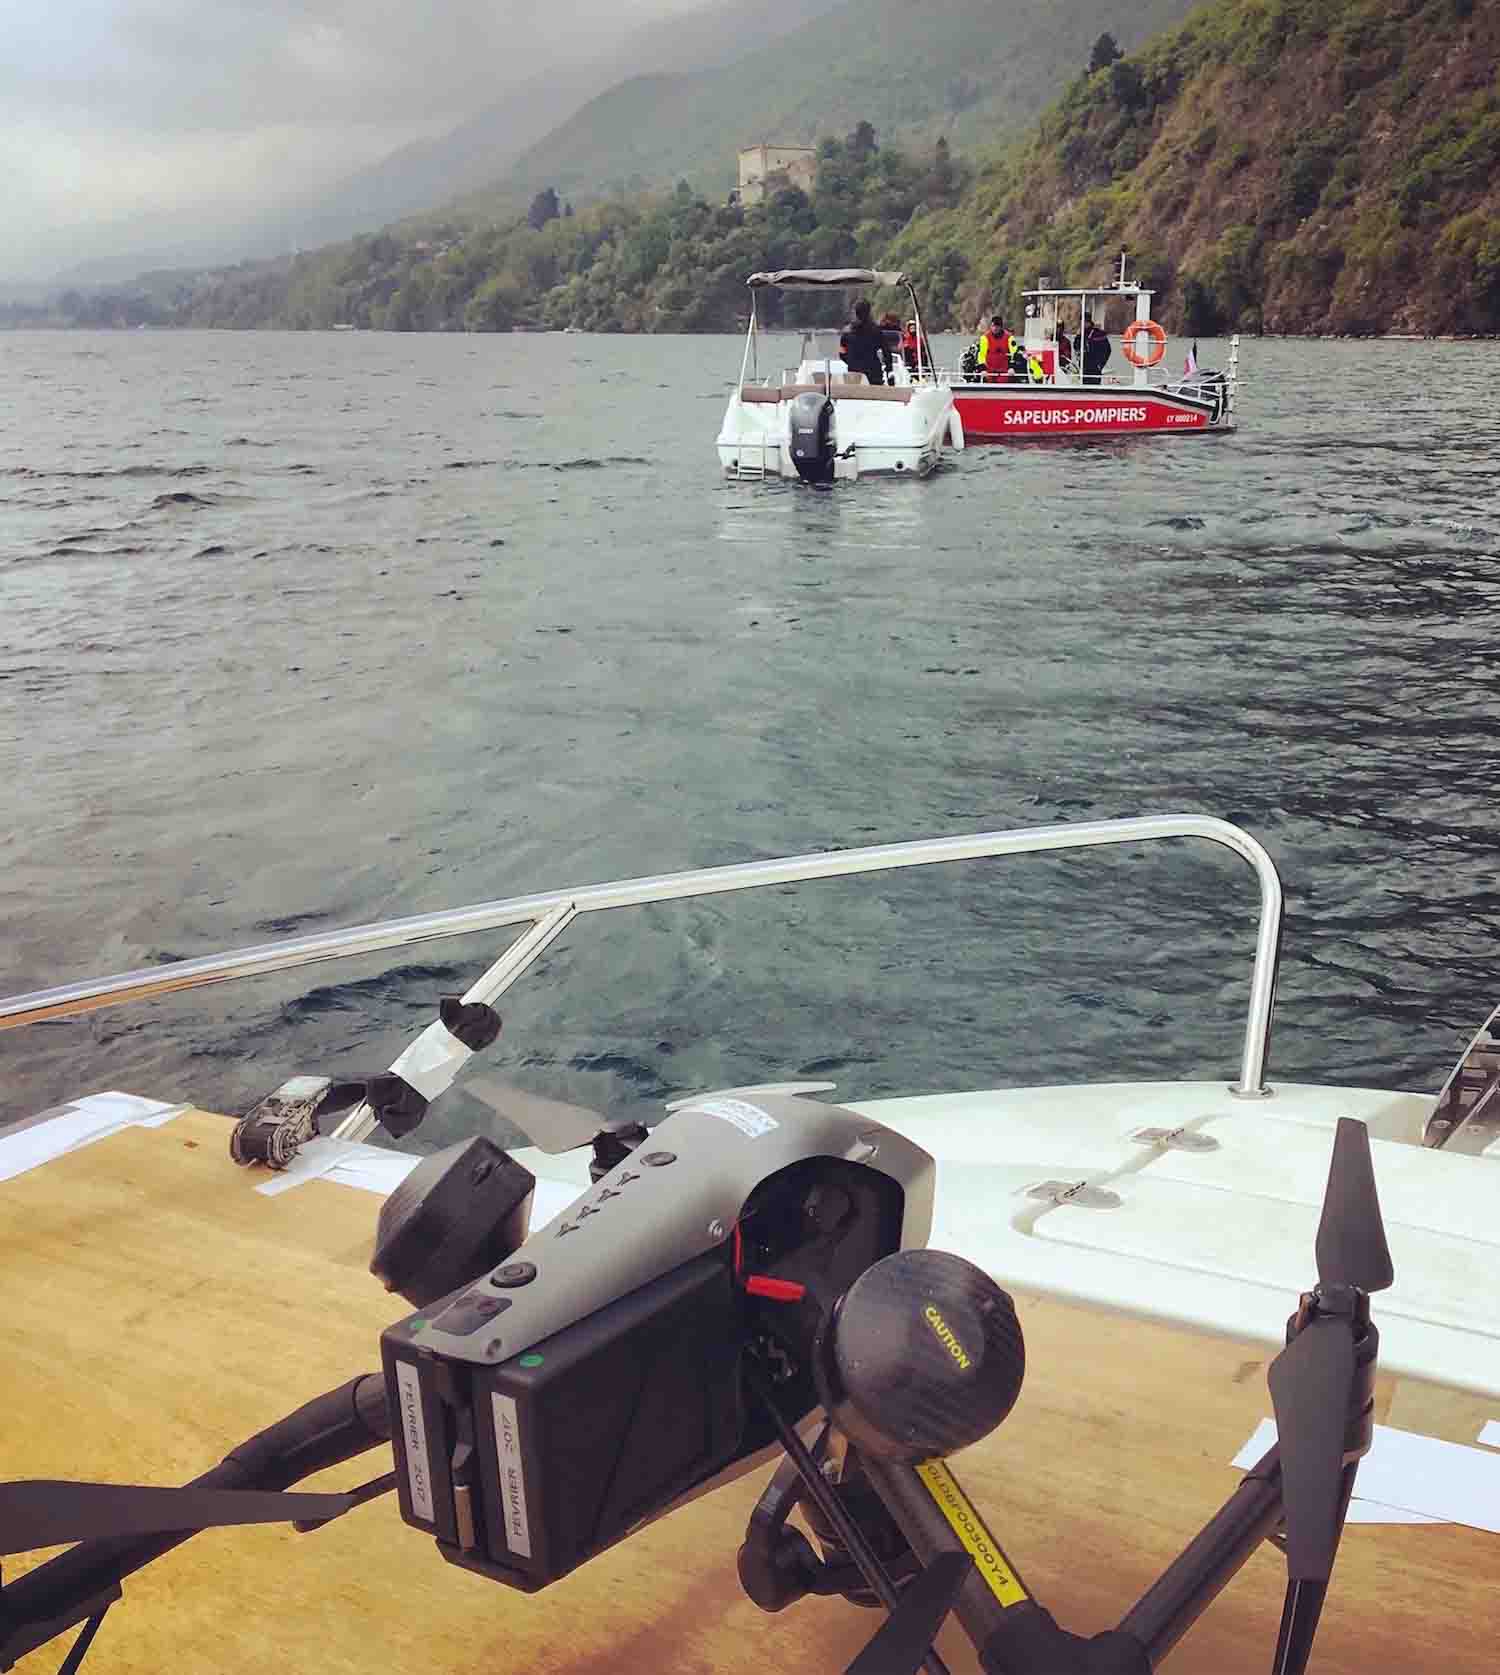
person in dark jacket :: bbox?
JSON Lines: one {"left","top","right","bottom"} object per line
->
{"left": 842, "top": 298, "right": 890, "bottom": 385}
{"left": 1082, "top": 314, "right": 1111, "bottom": 384}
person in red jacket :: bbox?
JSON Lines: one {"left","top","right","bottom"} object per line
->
{"left": 977, "top": 316, "right": 1010, "bottom": 381}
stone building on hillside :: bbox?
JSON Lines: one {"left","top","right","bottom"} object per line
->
{"left": 736, "top": 142, "right": 818, "bottom": 205}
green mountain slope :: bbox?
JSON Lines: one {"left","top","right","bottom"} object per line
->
{"left": 889, "top": 0, "right": 1500, "bottom": 334}
{"left": 490, "top": 0, "right": 1203, "bottom": 206}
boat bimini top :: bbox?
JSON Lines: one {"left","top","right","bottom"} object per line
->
{"left": 746, "top": 268, "right": 911, "bottom": 290}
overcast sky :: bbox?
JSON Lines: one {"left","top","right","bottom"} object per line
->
{"left": 0, "top": 0, "right": 702, "bottom": 282}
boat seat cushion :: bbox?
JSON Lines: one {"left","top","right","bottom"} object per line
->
{"left": 739, "top": 384, "right": 915, "bottom": 404}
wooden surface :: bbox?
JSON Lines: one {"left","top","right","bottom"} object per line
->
{"left": 3, "top": 1110, "right": 1496, "bottom": 1674}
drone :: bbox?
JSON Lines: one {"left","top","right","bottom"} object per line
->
{"left": 1, "top": 1030, "right": 1394, "bottom": 1675}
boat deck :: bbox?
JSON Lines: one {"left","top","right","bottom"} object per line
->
{"left": 3, "top": 1106, "right": 1496, "bottom": 1674}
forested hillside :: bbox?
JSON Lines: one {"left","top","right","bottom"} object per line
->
{"left": 23, "top": 136, "right": 970, "bottom": 333}
{"left": 483, "top": 0, "right": 1200, "bottom": 209}
{"left": 890, "top": 0, "right": 1500, "bottom": 334}
{"left": 6, "top": 0, "right": 1499, "bottom": 337}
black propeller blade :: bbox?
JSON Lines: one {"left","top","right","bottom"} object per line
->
{"left": 845, "top": 1552, "right": 974, "bottom": 1675}
{"left": 1314, "top": 1118, "right": 1394, "bottom": 1294}
{"left": 1266, "top": 1319, "right": 1357, "bottom": 1581}
{"left": 1260, "top": 1117, "right": 1395, "bottom": 1675}
{"left": 462, "top": 1075, "right": 611, "bottom": 1154}
{"left": 0, "top": 1480, "right": 355, "bottom": 1554}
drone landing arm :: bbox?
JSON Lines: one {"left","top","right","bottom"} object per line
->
{"left": 746, "top": 1365, "right": 955, "bottom": 1675}
{"left": 0, "top": 1373, "right": 390, "bottom": 1671}
{"left": 861, "top": 1457, "right": 1149, "bottom": 1675}
{"left": 1115, "top": 1438, "right": 1284, "bottom": 1664}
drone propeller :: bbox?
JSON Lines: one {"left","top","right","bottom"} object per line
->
{"left": 0, "top": 1480, "right": 356, "bottom": 1554}
{"left": 845, "top": 1552, "right": 973, "bottom": 1675}
{"left": 1263, "top": 1118, "right": 1393, "bottom": 1674}
{"left": 465, "top": 1075, "right": 840, "bottom": 1155}
{"left": 1313, "top": 1117, "right": 1394, "bottom": 1294}
{"left": 663, "top": 1082, "right": 837, "bottom": 1111}
{"left": 1267, "top": 1318, "right": 1357, "bottom": 1581}
{"left": 461, "top": 1074, "right": 614, "bottom": 1154}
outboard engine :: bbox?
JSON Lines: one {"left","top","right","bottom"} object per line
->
{"left": 789, "top": 390, "right": 835, "bottom": 484}
{"left": 1198, "top": 369, "right": 1229, "bottom": 424}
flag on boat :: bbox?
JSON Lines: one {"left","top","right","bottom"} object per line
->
{"left": 1184, "top": 341, "right": 1198, "bottom": 377}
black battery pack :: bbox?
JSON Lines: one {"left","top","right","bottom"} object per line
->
{"left": 384, "top": 1251, "right": 745, "bottom": 1591}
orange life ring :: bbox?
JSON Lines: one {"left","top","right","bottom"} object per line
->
{"left": 1122, "top": 319, "right": 1167, "bottom": 368}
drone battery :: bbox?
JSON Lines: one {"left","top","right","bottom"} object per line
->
{"left": 385, "top": 1251, "right": 745, "bottom": 1592}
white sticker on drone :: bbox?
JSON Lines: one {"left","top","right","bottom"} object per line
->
{"left": 492, "top": 1392, "right": 533, "bottom": 1557}
{"left": 692, "top": 1097, "right": 781, "bottom": 1138}
{"left": 395, "top": 1360, "right": 435, "bottom": 1523}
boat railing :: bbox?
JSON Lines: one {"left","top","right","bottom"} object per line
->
{"left": 0, "top": 817, "right": 1284, "bottom": 1131}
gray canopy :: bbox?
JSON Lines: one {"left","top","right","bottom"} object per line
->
{"left": 746, "top": 269, "right": 909, "bottom": 290}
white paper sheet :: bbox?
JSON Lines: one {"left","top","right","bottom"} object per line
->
{"left": 0, "top": 1092, "right": 186, "bottom": 1182}
{"left": 1477, "top": 1419, "right": 1500, "bottom": 1448}
{"left": 254, "top": 1136, "right": 375, "bottom": 1196}
{"left": 1234, "top": 1416, "right": 1500, "bottom": 1530}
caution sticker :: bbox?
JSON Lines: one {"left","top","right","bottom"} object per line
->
{"left": 916, "top": 1459, "right": 1029, "bottom": 1608}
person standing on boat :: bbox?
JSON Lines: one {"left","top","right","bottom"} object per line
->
{"left": 1082, "top": 314, "right": 1111, "bottom": 384}
{"left": 843, "top": 298, "right": 890, "bottom": 385}
{"left": 977, "top": 316, "right": 1009, "bottom": 381}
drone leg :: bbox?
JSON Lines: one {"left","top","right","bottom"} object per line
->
{"left": 56, "top": 1605, "right": 110, "bottom": 1675}
{"left": 745, "top": 1366, "right": 952, "bottom": 1675}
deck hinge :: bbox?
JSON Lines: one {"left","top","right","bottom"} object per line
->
{"left": 1024, "top": 1179, "right": 1121, "bottom": 1210}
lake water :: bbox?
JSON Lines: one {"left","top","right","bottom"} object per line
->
{"left": 4, "top": 328, "right": 1500, "bottom": 1141}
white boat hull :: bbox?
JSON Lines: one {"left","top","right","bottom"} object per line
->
{"left": 717, "top": 382, "right": 958, "bottom": 481}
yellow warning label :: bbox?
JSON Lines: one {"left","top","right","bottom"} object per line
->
{"left": 915, "top": 1459, "right": 1029, "bottom": 1608}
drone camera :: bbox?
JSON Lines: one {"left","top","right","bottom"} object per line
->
{"left": 815, "top": 1248, "right": 1026, "bottom": 1463}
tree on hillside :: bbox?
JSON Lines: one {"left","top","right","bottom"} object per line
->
{"left": 527, "top": 187, "right": 561, "bottom": 230}
{"left": 1108, "top": 57, "right": 1146, "bottom": 111}
{"left": 1089, "top": 32, "right": 1123, "bottom": 73}
{"left": 848, "top": 120, "right": 878, "bottom": 160}
{"left": 932, "top": 136, "right": 956, "bottom": 204}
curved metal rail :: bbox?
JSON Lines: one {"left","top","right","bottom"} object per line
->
{"left": 0, "top": 815, "right": 1284, "bottom": 1105}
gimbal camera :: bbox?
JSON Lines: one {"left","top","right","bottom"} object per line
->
{"left": 0, "top": 1054, "right": 1393, "bottom": 1675}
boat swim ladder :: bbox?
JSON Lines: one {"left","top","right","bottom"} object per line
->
{"left": 0, "top": 817, "right": 1286, "bottom": 1139}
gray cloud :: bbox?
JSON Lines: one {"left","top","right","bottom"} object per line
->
{"left": 1, "top": 0, "right": 705, "bottom": 279}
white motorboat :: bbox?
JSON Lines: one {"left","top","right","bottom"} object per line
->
{"left": 716, "top": 268, "right": 962, "bottom": 483}
{"left": 4, "top": 813, "right": 1500, "bottom": 1675}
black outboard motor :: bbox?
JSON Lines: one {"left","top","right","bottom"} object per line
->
{"left": 789, "top": 390, "right": 835, "bottom": 484}
{"left": 1201, "top": 369, "right": 1229, "bottom": 424}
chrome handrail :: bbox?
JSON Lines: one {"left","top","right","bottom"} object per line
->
{"left": 0, "top": 815, "right": 1283, "bottom": 1102}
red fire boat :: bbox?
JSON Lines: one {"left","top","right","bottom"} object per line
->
{"left": 950, "top": 256, "right": 1239, "bottom": 441}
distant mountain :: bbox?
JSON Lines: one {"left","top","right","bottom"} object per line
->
{"left": 266, "top": 0, "right": 847, "bottom": 254}
{"left": 487, "top": 0, "right": 1203, "bottom": 208}
{"left": 33, "top": 0, "right": 844, "bottom": 288}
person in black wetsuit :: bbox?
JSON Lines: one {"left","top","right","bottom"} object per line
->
{"left": 1082, "top": 314, "right": 1111, "bottom": 384}
{"left": 842, "top": 298, "right": 890, "bottom": 386}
